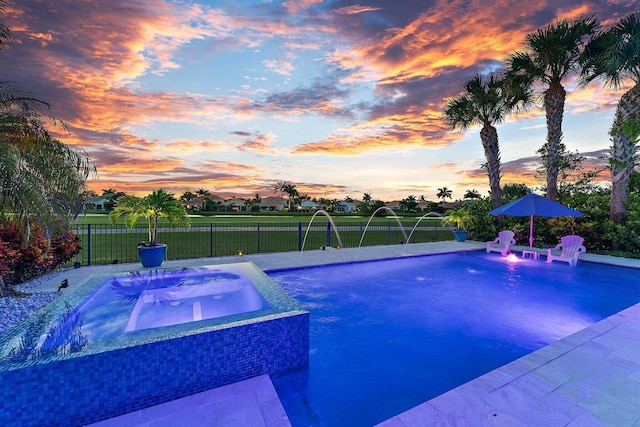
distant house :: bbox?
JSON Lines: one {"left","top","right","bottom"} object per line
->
{"left": 224, "top": 198, "right": 247, "bottom": 211}
{"left": 298, "top": 200, "right": 321, "bottom": 212}
{"left": 260, "top": 196, "right": 287, "bottom": 212}
{"left": 85, "top": 196, "right": 109, "bottom": 210}
{"left": 335, "top": 200, "right": 357, "bottom": 213}
{"left": 440, "top": 201, "right": 461, "bottom": 210}
{"left": 385, "top": 201, "right": 402, "bottom": 211}
{"left": 182, "top": 196, "right": 205, "bottom": 210}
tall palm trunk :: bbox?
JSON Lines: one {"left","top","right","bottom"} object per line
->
{"left": 610, "top": 83, "right": 640, "bottom": 225}
{"left": 543, "top": 81, "right": 566, "bottom": 201}
{"left": 480, "top": 125, "right": 502, "bottom": 209}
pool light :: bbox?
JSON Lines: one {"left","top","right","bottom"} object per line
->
{"left": 507, "top": 253, "right": 519, "bottom": 262}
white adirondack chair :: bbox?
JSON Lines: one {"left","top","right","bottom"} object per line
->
{"left": 546, "top": 235, "right": 586, "bottom": 266}
{"left": 486, "top": 230, "right": 516, "bottom": 256}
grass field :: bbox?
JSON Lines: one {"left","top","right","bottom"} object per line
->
{"left": 72, "top": 213, "right": 453, "bottom": 265}
{"left": 76, "top": 212, "right": 443, "bottom": 225}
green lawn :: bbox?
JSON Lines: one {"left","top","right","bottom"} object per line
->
{"left": 76, "top": 212, "right": 444, "bottom": 225}
{"left": 72, "top": 213, "right": 453, "bottom": 265}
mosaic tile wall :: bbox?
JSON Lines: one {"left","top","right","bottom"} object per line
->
{"left": 0, "top": 312, "right": 309, "bottom": 427}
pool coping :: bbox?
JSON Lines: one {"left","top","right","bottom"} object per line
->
{"left": 29, "top": 241, "right": 640, "bottom": 426}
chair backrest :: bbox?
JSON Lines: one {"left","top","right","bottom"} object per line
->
{"left": 560, "top": 235, "right": 584, "bottom": 255}
{"left": 498, "top": 230, "right": 515, "bottom": 244}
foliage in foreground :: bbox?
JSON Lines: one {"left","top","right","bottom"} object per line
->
{"left": 0, "top": 220, "right": 81, "bottom": 287}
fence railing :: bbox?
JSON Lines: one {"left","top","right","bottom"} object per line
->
{"left": 71, "top": 221, "right": 454, "bottom": 266}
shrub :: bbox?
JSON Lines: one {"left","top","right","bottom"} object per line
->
{"left": 0, "top": 221, "right": 81, "bottom": 285}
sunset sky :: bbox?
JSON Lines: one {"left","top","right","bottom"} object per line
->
{"left": 2, "top": 0, "right": 636, "bottom": 202}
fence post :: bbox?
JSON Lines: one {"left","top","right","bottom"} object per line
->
{"left": 257, "top": 223, "right": 261, "bottom": 253}
{"left": 87, "top": 224, "right": 92, "bottom": 266}
{"left": 298, "top": 222, "right": 302, "bottom": 251}
{"left": 210, "top": 223, "right": 213, "bottom": 257}
{"left": 326, "top": 222, "right": 331, "bottom": 247}
{"left": 387, "top": 221, "right": 391, "bottom": 245}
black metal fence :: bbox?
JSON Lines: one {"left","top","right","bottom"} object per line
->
{"left": 71, "top": 221, "right": 454, "bottom": 266}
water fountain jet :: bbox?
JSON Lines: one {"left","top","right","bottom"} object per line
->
{"left": 301, "top": 210, "right": 343, "bottom": 252}
{"left": 358, "top": 206, "right": 408, "bottom": 249}
{"left": 402, "top": 212, "right": 455, "bottom": 255}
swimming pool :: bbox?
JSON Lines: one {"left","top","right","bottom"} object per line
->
{"left": 268, "top": 251, "right": 640, "bottom": 426}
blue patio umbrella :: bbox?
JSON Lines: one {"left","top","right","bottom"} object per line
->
{"left": 488, "top": 193, "right": 584, "bottom": 249}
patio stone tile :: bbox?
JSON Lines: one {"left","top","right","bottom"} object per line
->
{"left": 566, "top": 411, "right": 608, "bottom": 426}
{"left": 575, "top": 387, "right": 640, "bottom": 425}
{"left": 454, "top": 377, "right": 502, "bottom": 401}
{"left": 428, "top": 388, "right": 472, "bottom": 416}
{"left": 215, "top": 391, "right": 265, "bottom": 427}
{"left": 473, "top": 368, "right": 519, "bottom": 390}
{"left": 259, "top": 397, "right": 291, "bottom": 427}
{"left": 531, "top": 360, "right": 575, "bottom": 385}
{"left": 147, "top": 403, "right": 216, "bottom": 427}
{"left": 137, "top": 396, "right": 195, "bottom": 423}
{"left": 539, "top": 380, "right": 593, "bottom": 419}
{"left": 517, "top": 351, "right": 552, "bottom": 370}
{"left": 482, "top": 384, "right": 572, "bottom": 426}
{"left": 508, "top": 371, "right": 561, "bottom": 399}
{"left": 494, "top": 359, "right": 530, "bottom": 379}
{"left": 533, "top": 340, "right": 574, "bottom": 359}
{"left": 381, "top": 402, "right": 452, "bottom": 427}
{"left": 432, "top": 397, "right": 497, "bottom": 427}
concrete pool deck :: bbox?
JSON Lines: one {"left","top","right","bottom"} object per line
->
{"left": 31, "top": 242, "right": 640, "bottom": 426}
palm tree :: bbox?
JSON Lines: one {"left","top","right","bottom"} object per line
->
{"left": 400, "top": 195, "right": 418, "bottom": 212}
{"left": 580, "top": 12, "right": 640, "bottom": 224}
{"left": 273, "top": 181, "right": 298, "bottom": 211}
{"left": 252, "top": 193, "right": 262, "bottom": 211}
{"left": 0, "top": 0, "right": 10, "bottom": 50}
{"left": 196, "top": 188, "right": 210, "bottom": 197}
{"left": 506, "top": 16, "right": 598, "bottom": 201}
{"left": 444, "top": 73, "right": 532, "bottom": 209}
{"left": 0, "top": 94, "right": 95, "bottom": 246}
{"left": 282, "top": 183, "right": 298, "bottom": 211}
{"left": 179, "top": 190, "right": 196, "bottom": 202}
{"left": 436, "top": 187, "right": 453, "bottom": 207}
{"left": 464, "top": 189, "right": 481, "bottom": 200}
{"left": 109, "top": 189, "right": 190, "bottom": 246}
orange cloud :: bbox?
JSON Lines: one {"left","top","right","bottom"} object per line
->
{"left": 291, "top": 106, "right": 454, "bottom": 155}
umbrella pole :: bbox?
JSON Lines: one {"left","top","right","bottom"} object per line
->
{"left": 529, "top": 214, "right": 534, "bottom": 249}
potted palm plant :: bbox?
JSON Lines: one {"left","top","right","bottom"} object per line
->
{"left": 109, "top": 189, "right": 191, "bottom": 267}
{"left": 443, "top": 208, "right": 473, "bottom": 242}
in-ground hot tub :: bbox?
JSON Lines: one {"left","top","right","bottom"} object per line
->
{"left": 0, "top": 262, "right": 309, "bottom": 427}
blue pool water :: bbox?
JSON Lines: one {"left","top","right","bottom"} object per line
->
{"left": 268, "top": 251, "right": 640, "bottom": 427}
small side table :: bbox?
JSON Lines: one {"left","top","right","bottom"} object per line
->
{"left": 522, "top": 250, "right": 540, "bottom": 259}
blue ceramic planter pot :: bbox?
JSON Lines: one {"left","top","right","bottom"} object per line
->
{"left": 138, "top": 244, "right": 167, "bottom": 267}
{"left": 453, "top": 230, "right": 468, "bottom": 242}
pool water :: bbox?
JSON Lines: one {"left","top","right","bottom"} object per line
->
{"left": 268, "top": 251, "right": 640, "bottom": 426}
{"left": 81, "top": 267, "right": 270, "bottom": 338}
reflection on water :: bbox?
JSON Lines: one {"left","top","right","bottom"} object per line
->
{"left": 4, "top": 302, "right": 88, "bottom": 363}
{"left": 1, "top": 267, "right": 268, "bottom": 364}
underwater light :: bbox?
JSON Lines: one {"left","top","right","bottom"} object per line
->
{"left": 507, "top": 253, "right": 519, "bottom": 262}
